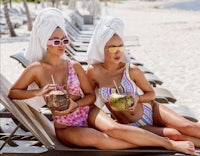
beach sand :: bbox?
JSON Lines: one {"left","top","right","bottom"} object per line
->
{"left": 1, "top": 0, "right": 200, "bottom": 122}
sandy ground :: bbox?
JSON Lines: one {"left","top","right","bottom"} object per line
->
{"left": 0, "top": 0, "right": 200, "bottom": 120}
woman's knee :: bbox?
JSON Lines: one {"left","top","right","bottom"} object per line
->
{"left": 164, "top": 128, "right": 183, "bottom": 140}
{"left": 179, "top": 122, "right": 199, "bottom": 133}
{"left": 102, "top": 123, "right": 123, "bottom": 136}
{"left": 88, "top": 106, "right": 122, "bottom": 133}
{"left": 163, "top": 124, "right": 199, "bottom": 141}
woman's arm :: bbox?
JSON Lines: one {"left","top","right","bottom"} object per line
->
{"left": 8, "top": 64, "right": 54, "bottom": 100}
{"left": 85, "top": 64, "right": 98, "bottom": 90}
{"left": 129, "top": 65, "right": 156, "bottom": 103}
{"left": 73, "top": 61, "right": 96, "bottom": 107}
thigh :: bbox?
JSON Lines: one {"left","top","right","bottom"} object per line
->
{"left": 56, "top": 126, "right": 103, "bottom": 147}
{"left": 88, "top": 106, "right": 118, "bottom": 131}
{"left": 56, "top": 126, "right": 137, "bottom": 150}
{"left": 152, "top": 101, "right": 192, "bottom": 128}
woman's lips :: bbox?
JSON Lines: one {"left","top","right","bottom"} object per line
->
{"left": 114, "top": 56, "right": 121, "bottom": 60}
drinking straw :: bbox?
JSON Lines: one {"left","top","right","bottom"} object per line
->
{"left": 51, "top": 75, "right": 55, "bottom": 84}
{"left": 51, "top": 75, "right": 57, "bottom": 90}
{"left": 113, "top": 80, "right": 120, "bottom": 94}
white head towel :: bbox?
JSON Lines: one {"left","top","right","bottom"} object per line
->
{"left": 25, "top": 8, "right": 68, "bottom": 63}
{"left": 87, "top": 16, "right": 128, "bottom": 65}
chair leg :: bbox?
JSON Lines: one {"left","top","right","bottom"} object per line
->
{"left": 0, "top": 123, "right": 21, "bottom": 150}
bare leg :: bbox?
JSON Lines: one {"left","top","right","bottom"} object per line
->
{"left": 88, "top": 106, "right": 195, "bottom": 155}
{"left": 141, "top": 125, "right": 200, "bottom": 148}
{"left": 152, "top": 101, "right": 200, "bottom": 147}
{"left": 56, "top": 127, "right": 137, "bottom": 149}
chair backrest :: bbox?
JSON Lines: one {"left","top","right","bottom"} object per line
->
{"left": 0, "top": 73, "right": 68, "bottom": 150}
{"left": 10, "top": 52, "right": 30, "bottom": 68}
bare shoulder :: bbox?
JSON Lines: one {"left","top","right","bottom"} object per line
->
{"left": 17, "top": 61, "right": 43, "bottom": 82}
{"left": 129, "top": 63, "right": 143, "bottom": 77}
{"left": 89, "top": 63, "right": 102, "bottom": 70}
{"left": 70, "top": 60, "right": 85, "bottom": 72}
{"left": 87, "top": 63, "right": 102, "bottom": 74}
{"left": 70, "top": 60, "right": 81, "bottom": 67}
{"left": 25, "top": 61, "right": 43, "bottom": 72}
{"left": 129, "top": 63, "right": 140, "bottom": 72}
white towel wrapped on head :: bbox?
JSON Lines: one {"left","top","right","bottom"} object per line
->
{"left": 87, "top": 16, "right": 128, "bottom": 65}
{"left": 25, "top": 8, "right": 68, "bottom": 63}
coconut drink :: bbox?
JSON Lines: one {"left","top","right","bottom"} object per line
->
{"left": 109, "top": 93, "right": 134, "bottom": 111}
{"left": 46, "top": 89, "right": 70, "bottom": 111}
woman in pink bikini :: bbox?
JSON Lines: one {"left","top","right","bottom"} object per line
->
{"left": 8, "top": 8, "right": 196, "bottom": 154}
{"left": 86, "top": 16, "right": 200, "bottom": 149}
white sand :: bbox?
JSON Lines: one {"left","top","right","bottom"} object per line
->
{"left": 1, "top": 0, "right": 200, "bottom": 120}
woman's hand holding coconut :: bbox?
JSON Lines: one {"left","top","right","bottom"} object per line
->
{"left": 109, "top": 93, "right": 140, "bottom": 112}
{"left": 52, "top": 98, "right": 79, "bottom": 116}
{"left": 45, "top": 83, "right": 81, "bottom": 116}
{"left": 35, "top": 83, "right": 57, "bottom": 97}
{"left": 128, "top": 94, "right": 140, "bottom": 112}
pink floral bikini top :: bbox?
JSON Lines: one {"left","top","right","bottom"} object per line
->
{"left": 53, "top": 59, "right": 90, "bottom": 127}
{"left": 67, "top": 59, "right": 82, "bottom": 96}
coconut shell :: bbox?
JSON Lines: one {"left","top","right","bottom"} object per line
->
{"left": 109, "top": 93, "right": 134, "bottom": 111}
{"left": 46, "top": 90, "right": 70, "bottom": 111}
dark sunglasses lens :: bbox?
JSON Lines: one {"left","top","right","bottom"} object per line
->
{"left": 54, "top": 40, "right": 60, "bottom": 45}
{"left": 63, "top": 39, "right": 69, "bottom": 45}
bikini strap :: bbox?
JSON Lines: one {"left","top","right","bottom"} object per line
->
{"left": 124, "top": 63, "right": 138, "bottom": 95}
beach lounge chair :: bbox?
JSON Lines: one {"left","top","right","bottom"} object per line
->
{"left": 65, "top": 20, "right": 92, "bottom": 39}
{"left": 136, "top": 87, "right": 176, "bottom": 104}
{"left": 65, "top": 18, "right": 94, "bottom": 35}
{"left": 154, "top": 87, "right": 176, "bottom": 103}
{"left": 69, "top": 10, "right": 96, "bottom": 31}
{"left": 0, "top": 73, "right": 179, "bottom": 155}
{"left": 10, "top": 52, "right": 29, "bottom": 68}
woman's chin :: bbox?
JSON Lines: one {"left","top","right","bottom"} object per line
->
{"left": 114, "top": 59, "right": 121, "bottom": 64}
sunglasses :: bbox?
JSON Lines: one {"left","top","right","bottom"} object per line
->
{"left": 47, "top": 38, "right": 70, "bottom": 46}
{"left": 106, "top": 46, "right": 125, "bottom": 54}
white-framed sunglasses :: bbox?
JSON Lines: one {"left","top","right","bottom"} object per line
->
{"left": 47, "top": 38, "right": 70, "bottom": 46}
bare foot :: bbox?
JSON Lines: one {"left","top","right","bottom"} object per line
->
{"left": 170, "top": 140, "right": 196, "bottom": 155}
